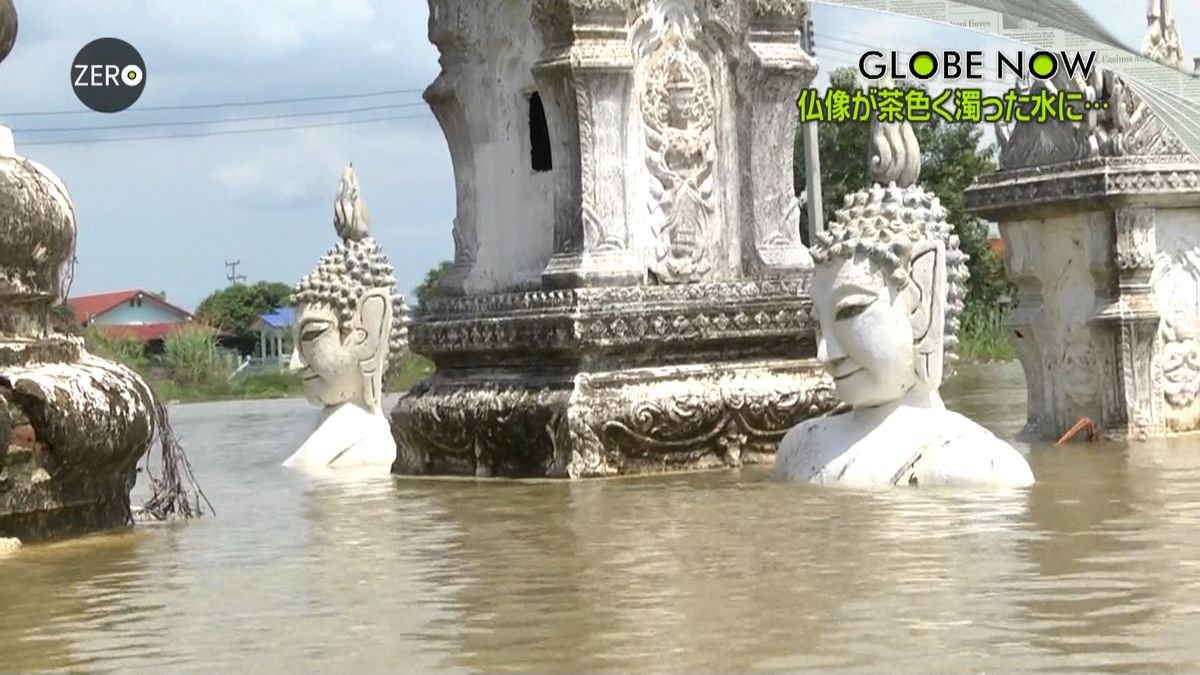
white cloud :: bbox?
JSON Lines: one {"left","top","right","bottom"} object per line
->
{"left": 2, "top": 0, "right": 1195, "bottom": 311}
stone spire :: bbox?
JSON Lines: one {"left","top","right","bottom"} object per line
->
{"left": 333, "top": 163, "right": 369, "bottom": 242}
{"left": 1, "top": 0, "right": 16, "bottom": 156}
{"left": 0, "top": 0, "right": 15, "bottom": 65}
{"left": 1143, "top": 0, "right": 1185, "bottom": 69}
{"left": 868, "top": 76, "right": 921, "bottom": 188}
{"left": 0, "top": 0, "right": 77, "bottom": 333}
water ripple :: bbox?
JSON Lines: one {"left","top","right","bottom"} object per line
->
{"left": 6, "top": 366, "right": 1200, "bottom": 671}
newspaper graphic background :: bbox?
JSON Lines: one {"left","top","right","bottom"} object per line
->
{"left": 815, "top": 0, "right": 1200, "bottom": 157}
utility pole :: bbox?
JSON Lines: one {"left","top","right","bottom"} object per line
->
{"left": 224, "top": 260, "right": 246, "bottom": 284}
{"left": 799, "top": 9, "right": 824, "bottom": 244}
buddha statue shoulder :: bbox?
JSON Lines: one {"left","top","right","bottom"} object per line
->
{"left": 283, "top": 164, "right": 409, "bottom": 471}
{"left": 776, "top": 108, "right": 1034, "bottom": 488}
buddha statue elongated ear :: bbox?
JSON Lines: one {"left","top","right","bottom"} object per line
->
{"left": 353, "top": 288, "right": 393, "bottom": 412}
{"left": 903, "top": 240, "right": 947, "bottom": 389}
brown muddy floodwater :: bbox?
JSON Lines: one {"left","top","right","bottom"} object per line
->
{"left": 4, "top": 362, "right": 1200, "bottom": 672}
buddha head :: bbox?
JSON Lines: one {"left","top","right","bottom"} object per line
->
{"left": 289, "top": 165, "right": 408, "bottom": 414}
{"left": 808, "top": 115, "right": 969, "bottom": 409}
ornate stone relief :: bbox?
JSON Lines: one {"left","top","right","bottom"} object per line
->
{"left": 1115, "top": 207, "right": 1158, "bottom": 272}
{"left": 966, "top": 165, "right": 1200, "bottom": 216}
{"left": 1151, "top": 242, "right": 1200, "bottom": 410}
{"left": 1159, "top": 310, "right": 1200, "bottom": 409}
{"left": 639, "top": 18, "right": 718, "bottom": 284}
{"left": 749, "top": 0, "right": 805, "bottom": 22}
{"left": 598, "top": 371, "right": 840, "bottom": 467}
{"left": 394, "top": 364, "right": 839, "bottom": 479}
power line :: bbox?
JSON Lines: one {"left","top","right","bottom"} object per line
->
{"left": 0, "top": 87, "right": 427, "bottom": 117}
{"left": 14, "top": 101, "right": 429, "bottom": 133}
{"left": 20, "top": 112, "right": 433, "bottom": 146}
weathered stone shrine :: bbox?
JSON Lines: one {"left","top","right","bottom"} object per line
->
{"left": 393, "top": 0, "right": 840, "bottom": 478}
{"left": 0, "top": 0, "right": 159, "bottom": 542}
{"left": 966, "top": 63, "right": 1200, "bottom": 441}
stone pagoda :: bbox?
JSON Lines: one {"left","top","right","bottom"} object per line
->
{"left": 1, "top": 0, "right": 181, "bottom": 543}
{"left": 393, "top": 0, "right": 839, "bottom": 478}
{"left": 966, "top": 65, "right": 1200, "bottom": 441}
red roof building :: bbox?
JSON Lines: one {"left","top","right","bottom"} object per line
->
{"left": 65, "top": 290, "right": 216, "bottom": 342}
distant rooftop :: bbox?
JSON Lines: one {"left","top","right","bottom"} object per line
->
{"left": 258, "top": 307, "right": 295, "bottom": 330}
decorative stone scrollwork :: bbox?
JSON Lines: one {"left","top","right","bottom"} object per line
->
{"left": 1151, "top": 242, "right": 1200, "bottom": 411}
{"left": 393, "top": 365, "right": 840, "bottom": 479}
{"left": 1115, "top": 207, "right": 1157, "bottom": 272}
{"left": 995, "top": 69, "right": 1194, "bottom": 171}
{"left": 533, "top": 0, "right": 633, "bottom": 48}
{"left": 640, "top": 20, "right": 718, "bottom": 284}
{"left": 966, "top": 165, "right": 1200, "bottom": 216}
{"left": 749, "top": 0, "right": 806, "bottom": 22}
{"left": 1160, "top": 311, "right": 1200, "bottom": 408}
{"left": 410, "top": 280, "right": 814, "bottom": 356}
{"left": 394, "top": 382, "right": 569, "bottom": 477}
{"left": 600, "top": 375, "right": 841, "bottom": 465}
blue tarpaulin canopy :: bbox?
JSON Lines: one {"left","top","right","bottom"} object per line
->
{"left": 258, "top": 307, "right": 295, "bottom": 330}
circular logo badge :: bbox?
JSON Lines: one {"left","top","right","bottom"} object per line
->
{"left": 71, "top": 38, "right": 146, "bottom": 113}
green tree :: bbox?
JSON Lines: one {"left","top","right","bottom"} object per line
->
{"left": 794, "top": 67, "right": 1013, "bottom": 312}
{"left": 415, "top": 260, "right": 454, "bottom": 306}
{"left": 50, "top": 303, "right": 77, "bottom": 331}
{"left": 196, "top": 281, "right": 294, "bottom": 337}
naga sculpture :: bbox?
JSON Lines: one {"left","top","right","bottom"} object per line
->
{"left": 284, "top": 164, "right": 409, "bottom": 470}
{"left": 1143, "top": 0, "right": 1185, "bottom": 70}
{"left": 775, "top": 107, "right": 1035, "bottom": 488}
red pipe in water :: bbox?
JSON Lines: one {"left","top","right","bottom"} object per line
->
{"left": 1055, "top": 417, "right": 1098, "bottom": 447}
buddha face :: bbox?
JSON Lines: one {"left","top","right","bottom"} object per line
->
{"left": 290, "top": 302, "right": 363, "bottom": 408}
{"left": 811, "top": 254, "right": 922, "bottom": 409}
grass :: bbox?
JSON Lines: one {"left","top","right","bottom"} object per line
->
{"left": 385, "top": 352, "right": 436, "bottom": 393}
{"left": 79, "top": 302, "right": 1007, "bottom": 402}
{"left": 80, "top": 324, "right": 438, "bottom": 404}
{"left": 957, "top": 304, "right": 1015, "bottom": 363}
{"left": 150, "top": 371, "right": 307, "bottom": 404}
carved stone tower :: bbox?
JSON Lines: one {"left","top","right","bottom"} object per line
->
{"left": 966, "top": 67, "right": 1200, "bottom": 441}
{"left": 393, "top": 0, "right": 838, "bottom": 478}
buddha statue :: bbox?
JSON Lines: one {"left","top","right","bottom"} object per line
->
{"left": 283, "top": 164, "right": 409, "bottom": 470}
{"left": 775, "top": 108, "right": 1035, "bottom": 488}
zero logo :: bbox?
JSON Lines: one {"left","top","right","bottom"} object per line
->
{"left": 71, "top": 38, "right": 146, "bottom": 113}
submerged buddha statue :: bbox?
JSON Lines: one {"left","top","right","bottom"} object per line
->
{"left": 283, "top": 165, "right": 409, "bottom": 470}
{"left": 775, "top": 110, "right": 1034, "bottom": 488}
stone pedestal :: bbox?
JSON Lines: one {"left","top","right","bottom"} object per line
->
{"left": 1, "top": 340, "right": 155, "bottom": 540}
{"left": 966, "top": 69, "right": 1200, "bottom": 440}
{"left": 395, "top": 0, "right": 833, "bottom": 477}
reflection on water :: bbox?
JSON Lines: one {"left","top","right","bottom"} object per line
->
{"left": 4, "top": 364, "right": 1200, "bottom": 672}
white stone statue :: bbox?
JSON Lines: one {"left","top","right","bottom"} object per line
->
{"left": 775, "top": 110, "right": 1035, "bottom": 489}
{"left": 284, "top": 164, "right": 409, "bottom": 470}
{"left": 1143, "top": 0, "right": 1185, "bottom": 70}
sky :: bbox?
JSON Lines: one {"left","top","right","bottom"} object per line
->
{"left": 0, "top": 1, "right": 1196, "bottom": 312}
